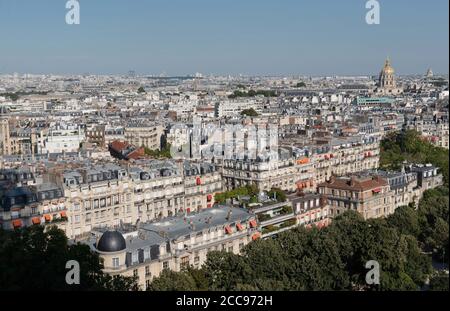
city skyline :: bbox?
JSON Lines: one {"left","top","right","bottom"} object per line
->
{"left": 0, "top": 0, "right": 448, "bottom": 76}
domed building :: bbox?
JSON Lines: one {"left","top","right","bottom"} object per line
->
{"left": 95, "top": 230, "right": 128, "bottom": 272}
{"left": 86, "top": 206, "right": 259, "bottom": 290}
{"left": 375, "top": 57, "right": 403, "bottom": 95}
{"left": 96, "top": 230, "right": 127, "bottom": 252}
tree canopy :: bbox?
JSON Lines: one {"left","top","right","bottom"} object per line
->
{"left": 240, "top": 108, "right": 259, "bottom": 117}
{"left": 0, "top": 226, "right": 139, "bottom": 291}
{"left": 380, "top": 130, "right": 449, "bottom": 184}
{"left": 144, "top": 143, "right": 172, "bottom": 159}
{"left": 228, "top": 89, "right": 277, "bottom": 99}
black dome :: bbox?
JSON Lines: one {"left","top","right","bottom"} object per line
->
{"left": 96, "top": 231, "right": 126, "bottom": 252}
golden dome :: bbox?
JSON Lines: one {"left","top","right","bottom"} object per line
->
{"left": 381, "top": 57, "right": 395, "bottom": 75}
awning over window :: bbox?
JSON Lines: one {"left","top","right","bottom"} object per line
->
{"left": 206, "top": 194, "right": 212, "bottom": 202}
{"left": 196, "top": 177, "right": 202, "bottom": 185}
{"left": 225, "top": 225, "right": 233, "bottom": 234}
{"left": 44, "top": 214, "right": 52, "bottom": 222}
{"left": 296, "top": 158, "right": 309, "bottom": 165}
{"left": 236, "top": 223, "right": 244, "bottom": 231}
{"left": 32, "top": 217, "right": 41, "bottom": 225}
{"left": 249, "top": 219, "right": 257, "bottom": 228}
{"left": 372, "top": 188, "right": 382, "bottom": 193}
{"left": 251, "top": 232, "right": 261, "bottom": 241}
{"left": 60, "top": 211, "right": 67, "bottom": 218}
{"left": 12, "top": 219, "right": 23, "bottom": 229}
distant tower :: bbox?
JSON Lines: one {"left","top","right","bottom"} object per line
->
{"left": 426, "top": 68, "right": 433, "bottom": 78}
{"left": 379, "top": 57, "right": 396, "bottom": 89}
{"left": 0, "top": 106, "right": 11, "bottom": 155}
{"left": 375, "top": 57, "right": 402, "bottom": 95}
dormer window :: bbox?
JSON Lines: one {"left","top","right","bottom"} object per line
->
{"left": 144, "top": 248, "right": 150, "bottom": 260}
{"left": 132, "top": 251, "right": 138, "bottom": 264}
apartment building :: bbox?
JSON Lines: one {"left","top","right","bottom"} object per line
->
{"left": 9, "top": 128, "right": 39, "bottom": 155}
{"left": 129, "top": 160, "right": 185, "bottom": 222}
{"left": 0, "top": 160, "right": 223, "bottom": 239}
{"left": 311, "top": 135, "right": 380, "bottom": 185}
{"left": 183, "top": 162, "right": 222, "bottom": 212}
{"left": 318, "top": 174, "right": 392, "bottom": 220}
{"left": 39, "top": 124, "right": 85, "bottom": 154}
{"left": 289, "top": 193, "right": 331, "bottom": 229}
{"left": 0, "top": 167, "right": 68, "bottom": 231}
{"left": 406, "top": 116, "right": 449, "bottom": 150}
{"left": 376, "top": 169, "right": 420, "bottom": 209}
{"left": 214, "top": 100, "right": 261, "bottom": 118}
{"left": 124, "top": 124, "right": 164, "bottom": 150}
{"left": 87, "top": 207, "right": 260, "bottom": 290}
{"left": 61, "top": 164, "right": 135, "bottom": 238}
{"left": 408, "top": 164, "right": 443, "bottom": 190}
{"left": 222, "top": 147, "right": 314, "bottom": 192}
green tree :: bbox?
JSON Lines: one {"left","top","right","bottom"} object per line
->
{"left": 0, "top": 226, "right": 138, "bottom": 290}
{"left": 268, "top": 188, "right": 287, "bottom": 202}
{"left": 240, "top": 108, "right": 259, "bottom": 117}
{"left": 144, "top": 143, "right": 172, "bottom": 159}
{"left": 387, "top": 205, "right": 421, "bottom": 237}
{"left": 429, "top": 272, "right": 449, "bottom": 291}
{"left": 147, "top": 269, "right": 198, "bottom": 291}
{"left": 202, "top": 251, "right": 252, "bottom": 290}
{"left": 380, "top": 130, "right": 449, "bottom": 184}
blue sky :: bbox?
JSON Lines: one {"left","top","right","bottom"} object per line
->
{"left": 0, "top": 0, "right": 448, "bottom": 75}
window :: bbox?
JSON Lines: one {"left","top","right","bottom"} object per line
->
{"left": 180, "top": 256, "right": 189, "bottom": 269}
{"left": 162, "top": 261, "right": 169, "bottom": 270}
{"left": 146, "top": 280, "right": 151, "bottom": 289}
{"left": 133, "top": 269, "right": 138, "bottom": 278}
{"left": 132, "top": 251, "right": 138, "bottom": 264}
{"left": 144, "top": 248, "right": 150, "bottom": 260}
{"left": 145, "top": 265, "right": 151, "bottom": 277}
{"left": 112, "top": 257, "right": 119, "bottom": 268}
